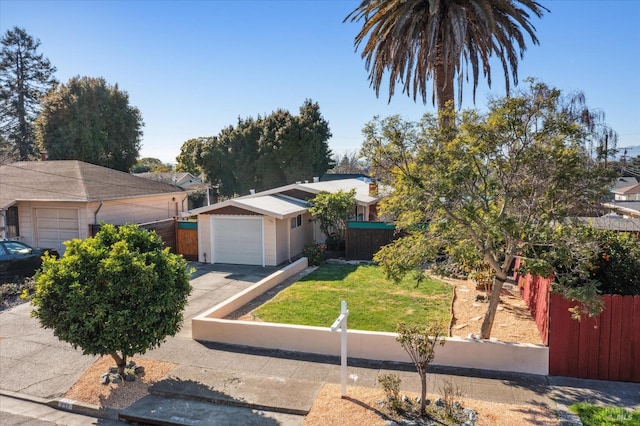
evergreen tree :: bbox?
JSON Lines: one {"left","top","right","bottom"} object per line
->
{"left": 35, "top": 76, "right": 143, "bottom": 172}
{"left": 0, "top": 27, "right": 57, "bottom": 160}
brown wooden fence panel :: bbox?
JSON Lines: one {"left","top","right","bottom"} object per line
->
{"left": 345, "top": 222, "right": 398, "bottom": 261}
{"left": 139, "top": 219, "right": 177, "bottom": 253}
{"left": 176, "top": 223, "right": 198, "bottom": 261}
{"left": 89, "top": 220, "right": 177, "bottom": 253}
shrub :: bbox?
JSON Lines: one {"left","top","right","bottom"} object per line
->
{"left": 377, "top": 373, "right": 403, "bottom": 412}
{"left": 303, "top": 242, "right": 326, "bottom": 266}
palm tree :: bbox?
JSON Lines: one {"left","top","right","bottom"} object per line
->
{"left": 345, "top": 0, "right": 547, "bottom": 112}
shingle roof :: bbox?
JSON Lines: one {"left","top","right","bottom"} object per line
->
{"left": 577, "top": 216, "right": 640, "bottom": 232}
{"left": 0, "top": 160, "right": 184, "bottom": 209}
{"left": 614, "top": 183, "right": 640, "bottom": 195}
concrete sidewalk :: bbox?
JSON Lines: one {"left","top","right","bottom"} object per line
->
{"left": 1, "top": 262, "right": 639, "bottom": 425}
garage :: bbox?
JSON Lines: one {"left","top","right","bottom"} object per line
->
{"left": 34, "top": 208, "right": 80, "bottom": 253}
{"left": 211, "top": 216, "right": 264, "bottom": 265}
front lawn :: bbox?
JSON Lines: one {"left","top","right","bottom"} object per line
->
{"left": 251, "top": 264, "right": 453, "bottom": 332}
{"left": 569, "top": 403, "right": 640, "bottom": 426}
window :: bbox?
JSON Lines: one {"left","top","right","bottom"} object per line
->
{"left": 6, "top": 206, "right": 19, "bottom": 238}
{"left": 290, "top": 214, "right": 303, "bottom": 229}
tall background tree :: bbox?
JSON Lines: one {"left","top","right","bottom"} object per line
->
{"left": 345, "top": 0, "right": 546, "bottom": 112}
{"left": 0, "top": 27, "right": 57, "bottom": 161}
{"left": 35, "top": 76, "right": 143, "bottom": 172}
{"left": 177, "top": 99, "right": 333, "bottom": 197}
{"left": 363, "top": 81, "right": 617, "bottom": 339}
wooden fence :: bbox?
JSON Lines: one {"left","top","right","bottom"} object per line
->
{"left": 176, "top": 221, "right": 198, "bottom": 261}
{"left": 345, "top": 221, "right": 398, "bottom": 261}
{"left": 517, "top": 264, "right": 640, "bottom": 382}
{"left": 89, "top": 219, "right": 178, "bottom": 254}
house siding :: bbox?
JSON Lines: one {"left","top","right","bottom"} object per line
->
{"left": 197, "top": 213, "right": 211, "bottom": 263}
{"left": 96, "top": 194, "right": 186, "bottom": 225}
{"left": 275, "top": 218, "right": 289, "bottom": 264}
{"left": 264, "top": 217, "right": 277, "bottom": 266}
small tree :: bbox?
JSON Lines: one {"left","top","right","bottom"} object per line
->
{"left": 31, "top": 223, "right": 191, "bottom": 376}
{"left": 363, "top": 80, "right": 617, "bottom": 339}
{"left": 308, "top": 189, "right": 356, "bottom": 250}
{"left": 396, "top": 322, "right": 446, "bottom": 416}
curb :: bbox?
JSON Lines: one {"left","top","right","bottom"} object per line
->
{"left": 0, "top": 389, "right": 121, "bottom": 421}
{"left": 556, "top": 403, "right": 583, "bottom": 426}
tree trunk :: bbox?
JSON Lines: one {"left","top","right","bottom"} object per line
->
{"left": 434, "top": 42, "right": 455, "bottom": 130}
{"left": 110, "top": 351, "right": 127, "bottom": 375}
{"left": 419, "top": 371, "right": 427, "bottom": 415}
{"left": 479, "top": 276, "right": 507, "bottom": 339}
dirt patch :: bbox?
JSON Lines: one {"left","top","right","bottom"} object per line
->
{"left": 64, "top": 356, "right": 176, "bottom": 409}
{"left": 444, "top": 276, "right": 543, "bottom": 344}
{"left": 304, "top": 384, "right": 558, "bottom": 425}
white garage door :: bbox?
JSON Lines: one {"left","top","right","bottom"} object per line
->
{"left": 35, "top": 208, "right": 80, "bottom": 253}
{"left": 212, "top": 216, "right": 263, "bottom": 265}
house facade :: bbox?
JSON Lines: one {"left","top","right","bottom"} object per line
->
{"left": 602, "top": 177, "right": 640, "bottom": 218}
{"left": 191, "top": 178, "right": 380, "bottom": 266}
{"left": 0, "top": 161, "right": 187, "bottom": 253}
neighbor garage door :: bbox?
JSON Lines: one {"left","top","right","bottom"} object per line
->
{"left": 212, "top": 216, "right": 263, "bottom": 265}
{"left": 35, "top": 208, "right": 80, "bottom": 253}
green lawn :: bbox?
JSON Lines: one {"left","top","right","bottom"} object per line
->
{"left": 569, "top": 403, "right": 640, "bottom": 426}
{"left": 251, "top": 264, "right": 453, "bottom": 332}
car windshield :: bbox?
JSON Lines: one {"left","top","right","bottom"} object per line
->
{"left": 4, "top": 241, "right": 32, "bottom": 255}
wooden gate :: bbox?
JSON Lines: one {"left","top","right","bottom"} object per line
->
{"left": 176, "top": 221, "right": 198, "bottom": 261}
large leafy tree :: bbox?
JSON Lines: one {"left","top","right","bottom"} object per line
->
{"left": 31, "top": 224, "right": 192, "bottom": 375}
{"left": 35, "top": 76, "right": 143, "bottom": 171}
{"left": 0, "top": 27, "right": 57, "bottom": 161}
{"left": 179, "top": 99, "right": 333, "bottom": 197}
{"left": 363, "top": 81, "right": 616, "bottom": 339}
{"left": 131, "top": 157, "right": 173, "bottom": 173}
{"left": 345, "top": 0, "right": 546, "bottom": 112}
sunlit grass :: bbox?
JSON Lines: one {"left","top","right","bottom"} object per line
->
{"left": 569, "top": 403, "right": 640, "bottom": 426}
{"left": 251, "top": 264, "right": 453, "bottom": 332}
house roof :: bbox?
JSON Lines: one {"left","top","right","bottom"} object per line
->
{"left": 191, "top": 194, "right": 307, "bottom": 219}
{"left": 0, "top": 160, "right": 185, "bottom": 209}
{"left": 134, "top": 172, "right": 210, "bottom": 190}
{"left": 612, "top": 176, "right": 638, "bottom": 190}
{"left": 190, "top": 178, "right": 381, "bottom": 218}
{"left": 576, "top": 215, "right": 640, "bottom": 232}
{"left": 613, "top": 183, "right": 640, "bottom": 195}
{"left": 248, "top": 179, "right": 380, "bottom": 205}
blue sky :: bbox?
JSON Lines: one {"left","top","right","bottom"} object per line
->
{"left": 2, "top": 0, "right": 639, "bottom": 164}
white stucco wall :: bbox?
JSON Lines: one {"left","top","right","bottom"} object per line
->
{"left": 192, "top": 258, "right": 550, "bottom": 376}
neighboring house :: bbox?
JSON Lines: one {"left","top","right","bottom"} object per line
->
{"left": 612, "top": 182, "right": 640, "bottom": 202}
{"left": 0, "top": 160, "right": 187, "bottom": 253}
{"left": 134, "top": 172, "right": 210, "bottom": 192}
{"left": 612, "top": 176, "right": 638, "bottom": 192}
{"left": 602, "top": 178, "right": 640, "bottom": 218}
{"left": 135, "top": 171, "right": 214, "bottom": 208}
{"left": 190, "top": 178, "right": 381, "bottom": 266}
